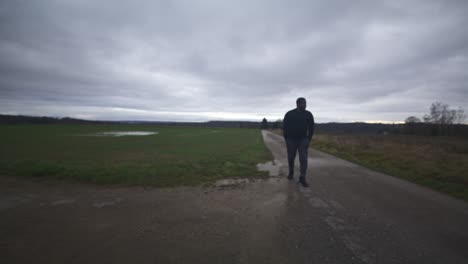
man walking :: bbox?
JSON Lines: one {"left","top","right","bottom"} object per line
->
{"left": 283, "top": 97, "right": 315, "bottom": 187}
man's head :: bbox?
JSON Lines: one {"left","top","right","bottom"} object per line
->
{"left": 296, "top": 97, "right": 307, "bottom": 111}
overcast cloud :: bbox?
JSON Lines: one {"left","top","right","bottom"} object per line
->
{"left": 1, "top": 0, "right": 467, "bottom": 122}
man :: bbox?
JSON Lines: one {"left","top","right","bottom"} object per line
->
{"left": 283, "top": 97, "right": 315, "bottom": 187}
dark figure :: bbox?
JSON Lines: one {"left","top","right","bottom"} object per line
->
{"left": 283, "top": 97, "right": 315, "bottom": 187}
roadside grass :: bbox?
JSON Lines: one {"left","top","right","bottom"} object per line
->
{"left": 270, "top": 129, "right": 468, "bottom": 201}
{"left": 0, "top": 124, "right": 272, "bottom": 187}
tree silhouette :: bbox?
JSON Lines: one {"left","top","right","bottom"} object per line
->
{"left": 261, "top": 118, "right": 268, "bottom": 129}
{"left": 405, "top": 116, "right": 421, "bottom": 123}
{"left": 272, "top": 119, "right": 282, "bottom": 129}
{"left": 423, "top": 102, "right": 457, "bottom": 125}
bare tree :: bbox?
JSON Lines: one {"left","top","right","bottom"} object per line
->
{"left": 455, "top": 107, "right": 466, "bottom": 124}
{"left": 423, "top": 102, "right": 456, "bottom": 124}
{"left": 421, "top": 102, "right": 466, "bottom": 136}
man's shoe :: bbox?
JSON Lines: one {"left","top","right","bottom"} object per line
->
{"left": 298, "top": 178, "right": 309, "bottom": 187}
{"left": 287, "top": 174, "right": 293, "bottom": 180}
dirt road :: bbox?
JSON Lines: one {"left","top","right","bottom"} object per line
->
{"left": 1, "top": 130, "right": 467, "bottom": 263}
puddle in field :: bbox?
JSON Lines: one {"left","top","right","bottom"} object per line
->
{"left": 86, "top": 131, "right": 158, "bottom": 137}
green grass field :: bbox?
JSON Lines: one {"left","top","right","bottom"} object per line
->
{"left": 312, "top": 133, "right": 468, "bottom": 201}
{"left": 0, "top": 124, "right": 272, "bottom": 187}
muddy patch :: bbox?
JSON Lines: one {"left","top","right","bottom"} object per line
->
{"left": 256, "top": 160, "right": 283, "bottom": 176}
{"left": 51, "top": 199, "right": 76, "bottom": 206}
{"left": 93, "top": 197, "right": 125, "bottom": 208}
{"left": 308, "top": 197, "right": 330, "bottom": 209}
{"left": 212, "top": 178, "right": 250, "bottom": 188}
{"left": 0, "top": 194, "right": 35, "bottom": 211}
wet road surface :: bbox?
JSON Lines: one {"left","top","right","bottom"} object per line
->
{"left": 1, "top": 130, "right": 467, "bottom": 263}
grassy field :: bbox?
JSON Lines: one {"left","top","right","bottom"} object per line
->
{"left": 0, "top": 124, "right": 272, "bottom": 187}
{"left": 312, "top": 133, "right": 468, "bottom": 201}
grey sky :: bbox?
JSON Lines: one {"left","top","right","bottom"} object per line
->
{"left": 1, "top": 0, "right": 467, "bottom": 122}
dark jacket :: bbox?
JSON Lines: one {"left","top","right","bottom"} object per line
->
{"left": 283, "top": 108, "right": 315, "bottom": 140}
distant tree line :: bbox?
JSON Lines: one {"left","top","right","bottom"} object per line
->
{"left": 309, "top": 122, "right": 468, "bottom": 137}
{"left": 0, "top": 115, "right": 108, "bottom": 125}
{"left": 260, "top": 118, "right": 283, "bottom": 130}
{"left": 405, "top": 101, "right": 465, "bottom": 125}
{"left": 2, "top": 111, "right": 467, "bottom": 137}
{"left": 0, "top": 114, "right": 263, "bottom": 129}
{"left": 260, "top": 101, "right": 468, "bottom": 137}
{"left": 404, "top": 102, "right": 466, "bottom": 136}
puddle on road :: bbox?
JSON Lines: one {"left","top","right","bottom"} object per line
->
{"left": 0, "top": 194, "right": 35, "bottom": 211}
{"left": 83, "top": 131, "right": 158, "bottom": 137}
{"left": 51, "top": 199, "right": 76, "bottom": 206}
{"left": 213, "top": 178, "right": 250, "bottom": 188}
{"left": 93, "top": 197, "right": 124, "bottom": 208}
{"left": 256, "top": 160, "right": 283, "bottom": 176}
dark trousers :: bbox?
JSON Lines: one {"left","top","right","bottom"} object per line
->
{"left": 286, "top": 138, "right": 309, "bottom": 179}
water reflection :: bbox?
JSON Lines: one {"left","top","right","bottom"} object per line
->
{"left": 90, "top": 131, "right": 158, "bottom": 137}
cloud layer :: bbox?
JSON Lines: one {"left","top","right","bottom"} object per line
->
{"left": 1, "top": 0, "right": 467, "bottom": 122}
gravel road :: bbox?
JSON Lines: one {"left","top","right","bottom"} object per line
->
{"left": 1, "top": 130, "right": 467, "bottom": 263}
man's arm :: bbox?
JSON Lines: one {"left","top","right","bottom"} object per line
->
{"left": 282, "top": 113, "right": 289, "bottom": 139}
{"left": 307, "top": 113, "right": 315, "bottom": 141}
